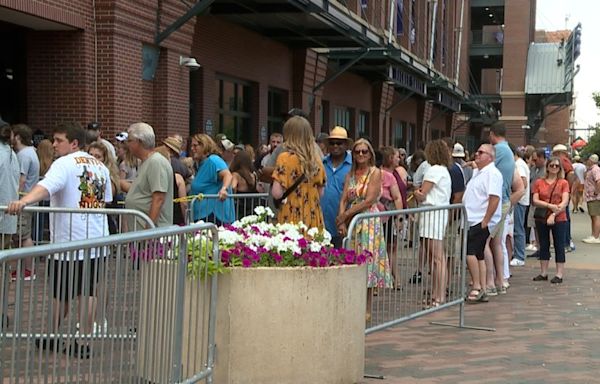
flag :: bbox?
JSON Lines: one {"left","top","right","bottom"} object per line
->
{"left": 396, "top": 0, "right": 404, "bottom": 36}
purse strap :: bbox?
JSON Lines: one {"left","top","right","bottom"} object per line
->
{"left": 547, "top": 180, "right": 559, "bottom": 204}
{"left": 275, "top": 173, "right": 306, "bottom": 204}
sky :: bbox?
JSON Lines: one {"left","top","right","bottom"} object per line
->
{"left": 536, "top": 0, "right": 599, "bottom": 138}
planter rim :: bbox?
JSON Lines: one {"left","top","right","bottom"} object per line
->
{"left": 225, "top": 264, "right": 364, "bottom": 271}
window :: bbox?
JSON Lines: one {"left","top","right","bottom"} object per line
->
{"left": 393, "top": 121, "right": 405, "bottom": 148}
{"left": 357, "top": 111, "right": 369, "bottom": 138}
{"left": 267, "top": 88, "right": 287, "bottom": 136}
{"left": 215, "top": 77, "right": 252, "bottom": 144}
{"left": 409, "top": 0, "right": 416, "bottom": 46}
{"left": 333, "top": 107, "right": 351, "bottom": 131}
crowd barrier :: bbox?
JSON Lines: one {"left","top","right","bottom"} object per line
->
{"left": 0, "top": 207, "right": 220, "bottom": 383}
{"left": 343, "top": 204, "right": 493, "bottom": 334}
{"left": 187, "top": 193, "right": 269, "bottom": 225}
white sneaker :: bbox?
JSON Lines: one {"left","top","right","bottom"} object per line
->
{"left": 510, "top": 259, "right": 525, "bottom": 267}
{"left": 525, "top": 244, "right": 538, "bottom": 251}
{"left": 582, "top": 236, "right": 595, "bottom": 242}
{"left": 583, "top": 237, "right": 600, "bottom": 244}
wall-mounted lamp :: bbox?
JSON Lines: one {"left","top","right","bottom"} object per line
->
{"left": 179, "top": 56, "right": 201, "bottom": 71}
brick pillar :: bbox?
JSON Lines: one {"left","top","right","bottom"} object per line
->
{"left": 292, "top": 48, "right": 328, "bottom": 133}
{"left": 418, "top": 100, "right": 434, "bottom": 143}
{"left": 371, "top": 82, "right": 395, "bottom": 147}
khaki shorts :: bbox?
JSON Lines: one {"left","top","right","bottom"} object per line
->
{"left": 13, "top": 211, "right": 33, "bottom": 242}
{"left": 490, "top": 202, "right": 511, "bottom": 239}
{"left": 588, "top": 200, "right": 600, "bottom": 217}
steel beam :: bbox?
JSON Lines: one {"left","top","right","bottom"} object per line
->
{"left": 155, "top": 0, "right": 216, "bottom": 45}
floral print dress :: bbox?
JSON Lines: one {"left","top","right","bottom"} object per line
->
{"left": 272, "top": 151, "right": 326, "bottom": 230}
{"left": 347, "top": 168, "right": 393, "bottom": 288}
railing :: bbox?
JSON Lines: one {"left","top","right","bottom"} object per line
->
{"left": 187, "top": 193, "right": 270, "bottom": 225}
{"left": 0, "top": 208, "right": 220, "bottom": 383}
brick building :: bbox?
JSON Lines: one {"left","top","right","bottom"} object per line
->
{"left": 0, "top": 0, "right": 538, "bottom": 151}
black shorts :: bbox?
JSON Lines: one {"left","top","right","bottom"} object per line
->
{"left": 467, "top": 223, "right": 489, "bottom": 261}
{"left": 51, "top": 259, "right": 100, "bottom": 301}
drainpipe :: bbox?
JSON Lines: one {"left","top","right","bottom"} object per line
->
{"left": 454, "top": 0, "right": 465, "bottom": 85}
{"left": 428, "top": 0, "right": 438, "bottom": 68}
{"left": 93, "top": 0, "right": 98, "bottom": 120}
{"left": 388, "top": 0, "right": 396, "bottom": 44}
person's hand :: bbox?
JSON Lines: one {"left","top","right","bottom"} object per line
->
{"left": 7, "top": 200, "right": 26, "bottom": 215}
{"left": 218, "top": 187, "right": 228, "bottom": 201}
{"left": 481, "top": 219, "right": 489, "bottom": 229}
{"left": 337, "top": 224, "right": 347, "bottom": 237}
{"left": 548, "top": 204, "right": 560, "bottom": 214}
{"left": 414, "top": 189, "right": 424, "bottom": 202}
{"left": 336, "top": 212, "right": 347, "bottom": 227}
{"left": 546, "top": 214, "right": 556, "bottom": 226}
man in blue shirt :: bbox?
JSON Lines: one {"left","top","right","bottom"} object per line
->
{"left": 321, "top": 126, "right": 353, "bottom": 248}
{"left": 487, "top": 122, "right": 515, "bottom": 295}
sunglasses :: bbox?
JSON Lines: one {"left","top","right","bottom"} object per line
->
{"left": 476, "top": 150, "right": 491, "bottom": 156}
{"left": 548, "top": 163, "right": 560, "bottom": 168}
{"left": 328, "top": 140, "right": 346, "bottom": 146}
{"left": 354, "top": 149, "right": 370, "bottom": 155}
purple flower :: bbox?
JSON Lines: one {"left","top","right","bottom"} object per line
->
{"left": 242, "top": 258, "right": 253, "bottom": 268}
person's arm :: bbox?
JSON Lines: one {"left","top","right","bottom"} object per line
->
{"left": 390, "top": 183, "right": 403, "bottom": 210}
{"left": 272, "top": 180, "right": 284, "bottom": 200}
{"left": 7, "top": 184, "right": 50, "bottom": 214}
{"left": 414, "top": 180, "right": 434, "bottom": 203}
{"left": 19, "top": 175, "right": 26, "bottom": 193}
{"left": 218, "top": 169, "right": 233, "bottom": 201}
{"left": 509, "top": 168, "right": 525, "bottom": 206}
{"left": 175, "top": 173, "right": 188, "bottom": 219}
{"left": 481, "top": 195, "right": 500, "bottom": 229}
{"left": 257, "top": 166, "right": 275, "bottom": 183}
{"left": 119, "top": 179, "right": 131, "bottom": 193}
{"left": 547, "top": 189, "right": 570, "bottom": 226}
{"left": 231, "top": 173, "right": 239, "bottom": 193}
{"left": 148, "top": 191, "right": 166, "bottom": 225}
{"left": 452, "top": 190, "right": 464, "bottom": 204}
{"left": 338, "top": 168, "right": 382, "bottom": 225}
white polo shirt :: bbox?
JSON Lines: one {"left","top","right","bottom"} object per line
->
{"left": 515, "top": 157, "right": 530, "bottom": 206}
{"left": 463, "top": 162, "right": 503, "bottom": 229}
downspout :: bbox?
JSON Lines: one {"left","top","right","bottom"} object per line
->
{"left": 428, "top": 0, "right": 438, "bottom": 68}
{"left": 388, "top": 0, "right": 396, "bottom": 44}
{"left": 93, "top": 0, "right": 98, "bottom": 120}
{"left": 454, "top": 0, "right": 465, "bottom": 85}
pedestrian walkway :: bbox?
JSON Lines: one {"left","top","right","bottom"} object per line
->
{"left": 364, "top": 210, "right": 600, "bottom": 383}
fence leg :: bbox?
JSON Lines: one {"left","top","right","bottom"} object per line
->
{"left": 364, "top": 373, "right": 385, "bottom": 379}
{"left": 429, "top": 302, "right": 496, "bottom": 332}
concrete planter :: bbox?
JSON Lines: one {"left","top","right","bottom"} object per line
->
{"left": 138, "top": 262, "right": 367, "bottom": 384}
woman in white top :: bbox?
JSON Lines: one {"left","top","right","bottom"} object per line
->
{"left": 414, "top": 140, "right": 452, "bottom": 307}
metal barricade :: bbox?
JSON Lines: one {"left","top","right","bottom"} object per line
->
{"left": 187, "top": 193, "right": 269, "bottom": 225}
{"left": 343, "top": 204, "right": 490, "bottom": 334}
{"left": 0, "top": 210, "right": 220, "bottom": 383}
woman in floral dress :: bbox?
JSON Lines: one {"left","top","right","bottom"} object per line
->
{"left": 337, "top": 139, "right": 393, "bottom": 321}
{"left": 272, "top": 116, "right": 326, "bottom": 230}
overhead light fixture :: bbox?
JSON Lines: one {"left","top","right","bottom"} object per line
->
{"left": 179, "top": 56, "right": 201, "bottom": 71}
{"left": 488, "top": 13, "right": 494, "bottom": 18}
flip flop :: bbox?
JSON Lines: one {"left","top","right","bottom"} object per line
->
{"left": 466, "top": 289, "right": 488, "bottom": 304}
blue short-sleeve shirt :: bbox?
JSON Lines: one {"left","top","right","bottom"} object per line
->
{"left": 190, "top": 154, "right": 234, "bottom": 224}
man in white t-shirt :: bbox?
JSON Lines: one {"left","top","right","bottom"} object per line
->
{"left": 572, "top": 155, "right": 586, "bottom": 213}
{"left": 463, "top": 144, "right": 502, "bottom": 303}
{"left": 8, "top": 122, "right": 112, "bottom": 359}
{"left": 510, "top": 149, "right": 530, "bottom": 266}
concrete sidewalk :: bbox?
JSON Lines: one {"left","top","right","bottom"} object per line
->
{"left": 363, "top": 209, "right": 600, "bottom": 383}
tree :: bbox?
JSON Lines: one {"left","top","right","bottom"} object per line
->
{"left": 580, "top": 92, "right": 600, "bottom": 157}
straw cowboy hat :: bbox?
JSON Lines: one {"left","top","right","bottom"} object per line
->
{"left": 552, "top": 144, "right": 568, "bottom": 153}
{"left": 163, "top": 136, "right": 183, "bottom": 155}
{"left": 326, "top": 126, "right": 353, "bottom": 144}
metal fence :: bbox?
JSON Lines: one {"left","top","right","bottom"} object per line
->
{"left": 0, "top": 209, "right": 220, "bottom": 383}
{"left": 343, "top": 204, "right": 485, "bottom": 334}
{"left": 187, "top": 193, "right": 269, "bottom": 225}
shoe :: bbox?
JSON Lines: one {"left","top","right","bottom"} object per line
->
{"left": 570, "top": 241, "right": 576, "bottom": 249}
{"left": 550, "top": 276, "right": 563, "bottom": 284}
{"left": 409, "top": 271, "right": 422, "bottom": 284}
{"left": 485, "top": 287, "right": 498, "bottom": 296}
{"left": 10, "top": 269, "right": 36, "bottom": 282}
{"left": 565, "top": 246, "right": 575, "bottom": 253}
{"left": 582, "top": 236, "right": 595, "bottom": 242}
{"left": 525, "top": 244, "right": 538, "bottom": 251}
{"left": 527, "top": 251, "right": 540, "bottom": 259}
{"left": 502, "top": 281, "right": 510, "bottom": 290}
{"left": 64, "top": 341, "right": 91, "bottom": 359}
{"left": 533, "top": 274, "right": 548, "bottom": 281}
{"left": 583, "top": 237, "right": 600, "bottom": 244}
{"left": 510, "top": 259, "right": 525, "bottom": 267}
{"left": 498, "top": 286, "right": 507, "bottom": 295}
{"left": 579, "top": 207, "right": 585, "bottom": 213}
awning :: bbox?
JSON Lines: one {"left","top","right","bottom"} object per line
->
{"left": 571, "top": 137, "right": 587, "bottom": 149}
{"left": 525, "top": 42, "right": 568, "bottom": 95}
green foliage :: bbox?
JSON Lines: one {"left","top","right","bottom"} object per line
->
{"left": 593, "top": 92, "right": 600, "bottom": 109}
{"left": 580, "top": 126, "right": 600, "bottom": 158}
{"left": 186, "top": 233, "right": 227, "bottom": 279}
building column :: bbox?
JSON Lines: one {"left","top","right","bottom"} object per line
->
{"left": 292, "top": 48, "right": 328, "bottom": 133}
{"left": 371, "top": 82, "right": 395, "bottom": 147}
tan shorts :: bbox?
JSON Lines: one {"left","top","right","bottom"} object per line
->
{"left": 588, "top": 200, "right": 600, "bottom": 217}
{"left": 13, "top": 211, "right": 33, "bottom": 242}
{"left": 490, "top": 202, "right": 511, "bottom": 239}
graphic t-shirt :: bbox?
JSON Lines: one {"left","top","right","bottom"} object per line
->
{"left": 38, "top": 151, "right": 112, "bottom": 259}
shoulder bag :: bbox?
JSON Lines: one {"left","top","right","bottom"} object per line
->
{"left": 533, "top": 181, "right": 558, "bottom": 221}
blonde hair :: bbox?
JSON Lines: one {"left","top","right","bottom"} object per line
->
{"left": 88, "top": 141, "right": 121, "bottom": 195}
{"left": 544, "top": 156, "right": 565, "bottom": 180}
{"left": 282, "top": 116, "right": 322, "bottom": 177}
{"left": 191, "top": 133, "right": 222, "bottom": 157}
{"left": 351, "top": 138, "right": 376, "bottom": 173}
{"left": 37, "top": 139, "right": 54, "bottom": 176}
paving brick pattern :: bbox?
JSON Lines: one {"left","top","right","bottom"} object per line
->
{"left": 364, "top": 263, "right": 600, "bottom": 383}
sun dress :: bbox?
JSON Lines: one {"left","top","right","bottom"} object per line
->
{"left": 272, "top": 151, "right": 326, "bottom": 230}
{"left": 347, "top": 167, "right": 393, "bottom": 288}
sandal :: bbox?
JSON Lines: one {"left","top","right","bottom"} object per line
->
{"left": 466, "top": 289, "right": 488, "bottom": 304}
{"left": 532, "top": 274, "right": 548, "bottom": 281}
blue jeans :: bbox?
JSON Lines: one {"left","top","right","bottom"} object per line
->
{"left": 565, "top": 208, "right": 572, "bottom": 247}
{"left": 513, "top": 204, "right": 527, "bottom": 261}
{"left": 537, "top": 221, "right": 567, "bottom": 263}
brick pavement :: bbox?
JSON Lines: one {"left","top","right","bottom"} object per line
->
{"left": 363, "top": 212, "right": 600, "bottom": 384}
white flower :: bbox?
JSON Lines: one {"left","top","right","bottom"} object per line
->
{"left": 307, "top": 227, "right": 319, "bottom": 238}
{"left": 309, "top": 242, "right": 323, "bottom": 252}
{"left": 254, "top": 206, "right": 266, "bottom": 215}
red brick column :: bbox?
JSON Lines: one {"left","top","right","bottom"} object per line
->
{"left": 371, "top": 82, "right": 395, "bottom": 147}
{"left": 292, "top": 49, "right": 328, "bottom": 133}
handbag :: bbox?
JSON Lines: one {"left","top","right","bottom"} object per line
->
{"left": 274, "top": 173, "right": 306, "bottom": 209}
{"left": 533, "top": 181, "right": 558, "bottom": 221}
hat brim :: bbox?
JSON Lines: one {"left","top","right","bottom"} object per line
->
{"left": 326, "top": 136, "right": 353, "bottom": 143}
{"left": 452, "top": 152, "right": 465, "bottom": 158}
{"left": 163, "top": 141, "right": 181, "bottom": 154}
